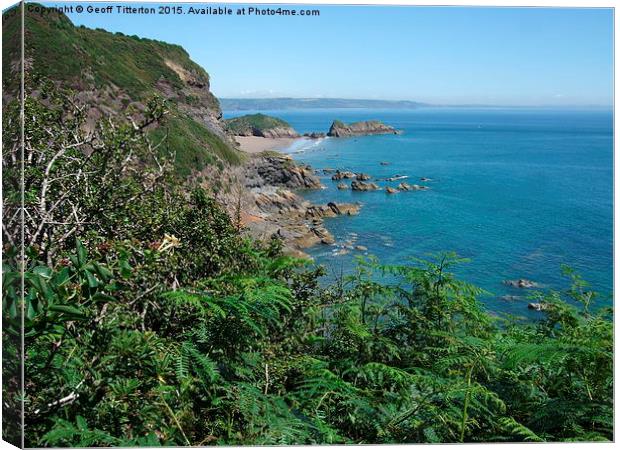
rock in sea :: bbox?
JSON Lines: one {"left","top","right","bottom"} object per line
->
{"left": 351, "top": 180, "right": 379, "bottom": 191}
{"left": 504, "top": 279, "right": 538, "bottom": 289}
{"left": 528, "top": 302, "right": 549, "bottom": 311}
{"left": 331, "top": 170, "right": 356, "bottom": 180}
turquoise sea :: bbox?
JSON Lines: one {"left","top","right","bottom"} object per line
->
{"left": 225, "top": 108, "right": 613, "bottom": 316}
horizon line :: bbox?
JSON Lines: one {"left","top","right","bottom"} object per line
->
{"left": 218, "top": 97, "right": 613, "bottom": 109}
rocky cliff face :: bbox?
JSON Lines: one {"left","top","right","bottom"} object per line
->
{"left": 244, "top": 154, "right": 321, "bottom": 190}
{"left": 327, "top": 120, "right": 398, "bottom": 137}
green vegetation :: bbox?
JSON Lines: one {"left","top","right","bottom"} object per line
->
{"left": 225, "top": 113, "right": 293, "bottom": 135}
{"left": 150, "top": 112, "right": 243, "bottom": 177}
{"left": 2, "top": 76, "right": 613, "bottom": 447}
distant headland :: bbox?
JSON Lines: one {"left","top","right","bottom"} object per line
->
{"left": 220, "top": 97, "right": 429, "bottom": 111}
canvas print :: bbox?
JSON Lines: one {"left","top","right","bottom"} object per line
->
{"left": 1, "top": 1, "right": 614, "bottom": 447}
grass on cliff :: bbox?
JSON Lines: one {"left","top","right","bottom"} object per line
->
{"left": 151, "top": 113, "right": 243, "bottom": 177}
{"left": 3, "top": 4, "right": 242, "bottom": 178}
{"left": 3, "top": 4, "right": 214, "bottom": 103}
{"left": 225, "top": 113, "right": 292, "bottom": 134}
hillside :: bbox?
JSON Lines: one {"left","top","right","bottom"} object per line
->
{"left": 2, "top": 4, "right": 241, "bottom": 176}
{"left": 225, "top": 113, "right": 300, "bottom": 138}
{"left": 220, "top": 97, "right": 428, "bottom": 111}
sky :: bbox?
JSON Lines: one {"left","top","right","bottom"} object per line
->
{"left": 35, "top": 2, "right": 615, "bottom": 106}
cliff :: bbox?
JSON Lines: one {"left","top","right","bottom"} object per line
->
{"left": 2, "top": 4, "right": 241, "bottom": 177}
{"left": 225, "top": 113, "right": 300, "bottom": 138}
{"left": 327, "top": 119, "right": 398, "bottom": 137}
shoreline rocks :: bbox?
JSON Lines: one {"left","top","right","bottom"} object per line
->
{"left": 244, "top": 154, "right": 322, "bottom": 190}
{"left": 303, "top": 132, "right": 326, "bottom": 139}
{"left": 331, "top": 170, "right": 356, "bottom": 180}
{"left": 351, "top": 180, "right": 380, "bottom": 191}
{"left": 240, "top": 154, "right": 365, "bottom": 257}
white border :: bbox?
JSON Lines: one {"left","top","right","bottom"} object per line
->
{"left": 0, "top": 1, "right": 616, "bottom": 449}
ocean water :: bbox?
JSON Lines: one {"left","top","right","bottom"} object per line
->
{"left": 224, "top": 108, "right": 613, "bottom": 316}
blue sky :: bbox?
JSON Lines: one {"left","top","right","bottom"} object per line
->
{"left": 40, "top": 2, "right": 614, "bottom": 106}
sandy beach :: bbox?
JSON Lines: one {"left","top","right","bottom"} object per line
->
{"left": 234, "top": 136, "right": 302, "bottom": 153}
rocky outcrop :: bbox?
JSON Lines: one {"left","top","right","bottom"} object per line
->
{"left": 337, "top": 182, "right": 349, "bottom": 190}
{"left": 303, "top": 132, "right": 327, "bottom": 139}
{"left": 351, "top": 181, "right": 380, "bottom": 191}
{"left": 331, "top": 170, "right": 356, "bottom": 180}
{"left": 240, "top": 155, "right": 362, "bottom": 257}
{"left": 244, "top": 154, "right": 321, "bottom": 190}
{"left": 306, "top": 202, "right": 361, "bottom": 219}
{"left": 398, "top": 182, "right": 429, "bottom": 191}
{"left": 356, "top": 173, "right": 371, "bottom": 181}
{"left": 386, "top": 187, "right": 398, "bottom": 194}
{"left": 505, "top": 279, "right": 538, "bottom": 289}
{"left": 528, "top": 302, "right": 549, "bottom": 311}
{"left": 327, "top": 120, "right": 398, "bottom": 137}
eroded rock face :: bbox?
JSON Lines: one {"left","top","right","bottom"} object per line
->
{"left": 259, "top": 126, "right": 300, "bottom": 139}
{"left": 327, "top": 120, "right": 398, "bottom": 137}
{"left": 245, "top": 155, "right": 321, "bottom": 190}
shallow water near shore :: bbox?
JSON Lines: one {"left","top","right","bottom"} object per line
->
{"left": 224, "top": 107, "right": 613, "bottom": 317}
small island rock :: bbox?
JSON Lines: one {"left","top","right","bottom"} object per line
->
{"left": 351, "top": 180, "right": 380, "bottom": 191}
{"left": 327, "top": 120, "right": 398, "bottom": 137}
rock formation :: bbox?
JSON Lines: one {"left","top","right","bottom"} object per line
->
{"left": 331, "top": 170, "right": 356, "bottom": 180}
{"left": 327, "top": 120, "right": 398, "bottom": 137}
{"left": 504, "top": 279, "right": 539, "bottom": 289}
{"left": 225, "top": 113, "right": 300, "bottom": 138}
{"left": 351, "top": 180, "right": 380, "bottom": 191}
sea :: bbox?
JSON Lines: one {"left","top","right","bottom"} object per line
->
{"left": 224, "top": 108, "right": 613, "bottom": 317}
